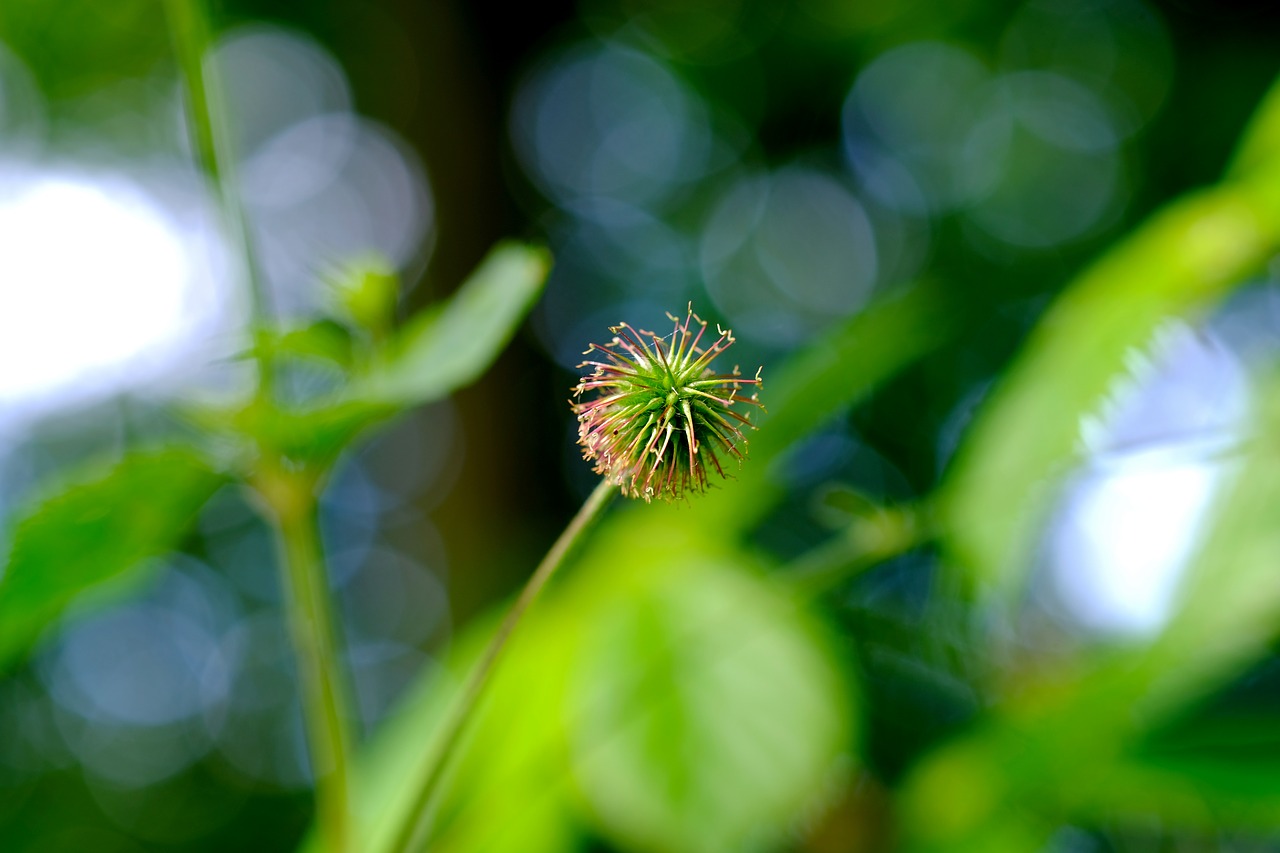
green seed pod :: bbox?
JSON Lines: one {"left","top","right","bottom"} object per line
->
{"left": 573, "top": 306, "right": 764, "bottom": 502}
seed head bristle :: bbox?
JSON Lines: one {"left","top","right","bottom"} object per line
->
{"left": 572, "top": 307, "right": 763, "bottom": 502}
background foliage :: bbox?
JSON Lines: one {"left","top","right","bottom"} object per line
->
{"left": 2, "top": 0, "right": 1280, "bottom": 851}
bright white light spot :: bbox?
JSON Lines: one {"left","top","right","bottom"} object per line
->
{"left": 0, "top": 173, "right": 225, "bottom": 420}
{"left": 1046, "top": 324, "right": 1248, "bottom": 638}
{"left": 1051, "top": 459, "right": 1220, "bottom": 635}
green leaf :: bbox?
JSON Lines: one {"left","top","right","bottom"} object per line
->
{"left": 230, "top": 397, "right": 396, "bottom": 469}
{"left": 1086, "top": 714, "right": 1280, "bottom": 831}
{"left": 425, "top": 612, "right": 584, "bottom": 853}
{"left": 297, "top": 583, "right": 583, "bottom": 853}
{"left": 193, "top": 243, "right": 549, "bottom": 468}
{"left": 899, "top": 375, "right": 1280, "bottom": 850}
{"left": 564, "top": 522, "right": 854, "bottom": 853}
{"left": 1124, "top": 374, "right": 1280, "bottom": 722}
{"left": 1228, "top": 72, "right": 1280, "bottom": 178}
{"left": 940, "top": 154, "right": 1280, "bottom": 603}
{"left": 1084, "top": 757, "right": 1280, "bottom": 832}
{"left": 301, "top": 519, "right": 853, "bottom": 853}
{"left": 255, "top": 320, "right": 355, "bottom": 368}
{"left": 0, "top": 449, "right": 225, "bottom": 670}
{"left": 355, "top": 241, "right": 551, "bottom": 406}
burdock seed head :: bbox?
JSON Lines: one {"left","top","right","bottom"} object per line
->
{"left": 572, "top": 305, "right": 764, "bottom": 502}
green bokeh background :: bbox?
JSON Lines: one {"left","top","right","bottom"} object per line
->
{"left": 2, "top": 1, "right": 1280, "bottom": 851}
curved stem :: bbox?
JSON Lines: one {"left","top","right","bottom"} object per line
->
{"left": 388, "top": 479, "right": 618, "bottom": 853}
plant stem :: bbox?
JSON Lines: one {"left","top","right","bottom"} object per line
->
{"left": 267, "top": 473, "right": 355, "bottom": 853}
{"left": 784, "top": 501, "right": 930, "bottom": 597}
{"left": 388, "top": 479, "right": 618, "bottom": 853}
{"left": 164, "top": 0, "right": 274, "bottom": 388}
{"left": 168, "top": 4, "right": 353, "bottom": 849}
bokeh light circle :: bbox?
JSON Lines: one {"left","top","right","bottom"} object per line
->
{"left": 701, "top": 166, "right": 877, "bottom": 345}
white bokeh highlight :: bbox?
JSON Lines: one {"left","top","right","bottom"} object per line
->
{"left": 701, "top": 167, "right": 878, "bottom": 345}
{"left": 0, "top": 169, "right": 236, "bottom": 425}
{"left": 213, "top": 25, "right": 434, "bottom": 314}
{"left": 511, "top": 41, "right": 715, "bottom": 208}
{"left": 1046, "top": 323, "right": 1249, "bottom": 637}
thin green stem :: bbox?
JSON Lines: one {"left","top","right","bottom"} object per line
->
{"left": 168, "top": 5, "right": 354, "bottom": 850}
{"left": 784, "top": 501, "right": 930, "bottom": 598}
{"left": 388, "top": 479, "right": 618, "bottom": 853}
{"left": 268, "top": 475, "right": 355, "bottom": 853}
{"left": 165, "top": 0, "right": 274, "bottom": 389}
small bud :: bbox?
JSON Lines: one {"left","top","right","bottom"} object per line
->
{"left": 572, "top": 306, "right": 764, "bottom": 502}
{"left": 326, "top": 254, "right": 399, "bottom": 337}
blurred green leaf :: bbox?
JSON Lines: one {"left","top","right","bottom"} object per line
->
{"left": 255, "top": 321, "right": 356, "bottom": 369}
{"left": 426, "top": 610, "right": 583, "bottom": 853}
{"left": 0, "top": 0, "right": 170, "bottom": 99}
{"left": 0, "top": 449, "right": 225, "bottom": 670}
{"left": 940, "top": 155, "right": 1280, "bottom": 604}
{"left": 1126, "top": 383, "right": 1280, "bottom": 724}
{"left": 1228, "top": 73, "right": 1280, "bottom": 178}
{"left": 305, "top": 517, "right": 853, "bottom": 853}
{"left": 192, "top": 242, "right": 550, "bottom": 469}
{"left": 900, "top": 374, "right": 1280, "bottom": 849}
{"left": 299, "top": 575, "right": 583, "bottom": 853}
{"left": 1084, "top": 713, "right": 1280, "bottom": 831}
{"left": 230, "top": 397, "right": 396, "bottom": 469}
{"left": 564, "top": 517, "right": 854, "bottom": 853}
{"left": 895, "top": 75, "right": 1280, "bottom": 850}
{"left": 355, "top": 241, "right": 551, "bottom": 406}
